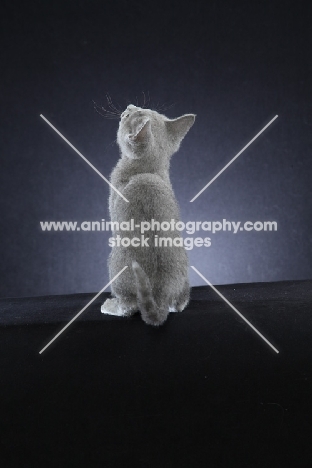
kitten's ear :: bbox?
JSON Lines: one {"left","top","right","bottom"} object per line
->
{"left": 129, "top": 119, "right": 151, "bottom": 143}
{"left": 166, "top": 114, "right": 196, "bottom": 142}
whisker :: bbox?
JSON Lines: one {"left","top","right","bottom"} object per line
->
{"left": 102, "top": 108, "right": 120, "bottom": 116}
{"left": 94, "top": 100, "right": 120, "bottom": 116}
{"left": 106, "top": 93, "right": 122, "bottom": 116}
{"left": 114, "top": 100, "right": 123, "bottom": 112}
{"left": 94, "top": 110, "right": 118, "bottom": 119}
{"left": 146, "top": 90, "right": 151, "bottom": 108}
{"left": 107, "top": 98, "right": 122, "bottom": 116}
{"left": 93, "top": 100, "right": 120, "bottom": 119}
{"left": 98, "top": 108, "right": 120, "bottom": 117}
{"left": 106, "top": 138, "right": 118, "bottom": 148}
{"left": 155, "top": 101, "right": 177, "bottom": 113}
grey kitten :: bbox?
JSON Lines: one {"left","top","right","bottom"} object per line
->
{"left": 101, "top": 104, "right": 195, "bottom": 326}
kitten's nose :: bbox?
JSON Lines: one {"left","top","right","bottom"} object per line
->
{"left": 127, "top": 104, "right": 140, "bottom": 111}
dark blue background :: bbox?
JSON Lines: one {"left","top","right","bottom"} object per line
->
{"left": 1, "top": 0, "right": 311, "bottom": 297}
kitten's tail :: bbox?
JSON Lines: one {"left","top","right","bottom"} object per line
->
{"left": 132, "top": 261, "right": 169, "bottom": 326}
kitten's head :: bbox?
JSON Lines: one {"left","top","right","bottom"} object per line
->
{"left": 117, "top": 104, "right": 195, "bottom": 160}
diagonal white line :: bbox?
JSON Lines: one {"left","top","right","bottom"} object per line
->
{"left": 40, "top": 114, "right": 129, "bottom": 203}
{"left": 191, "top": 266, "right": 279, "bottom": 354}
{"left": 190, "top": 115, "right": 278, "bottom": 202}
{"left": 39, "top": 266, "right": 128, "bottom": 354}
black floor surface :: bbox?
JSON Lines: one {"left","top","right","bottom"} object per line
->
{"left": 1, "top": 280, "right": 312, "bottom": 467}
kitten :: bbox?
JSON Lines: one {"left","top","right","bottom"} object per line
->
{"left": 101, "top": 104, "right": 195, "bottom": 326}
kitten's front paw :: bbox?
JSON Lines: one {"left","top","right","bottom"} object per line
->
{"left": 101, "top": 298, "right": 125, "bottom": 316}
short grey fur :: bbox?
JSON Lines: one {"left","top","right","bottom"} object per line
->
{"left": 101, "top": 104, "right": 196, "bottom": 326}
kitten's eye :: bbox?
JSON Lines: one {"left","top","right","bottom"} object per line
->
{"left": 122, "top": 113, "right": 130, "bottom": 119}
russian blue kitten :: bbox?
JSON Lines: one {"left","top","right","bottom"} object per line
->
{"left": 101, "top": 104, "right": 195, "bottom": 326}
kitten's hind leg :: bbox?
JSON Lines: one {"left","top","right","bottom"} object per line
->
{"left": 176, "top": 298, "right": 189, "bottom": 313}
{"left": 176, "top": 282, "right": 191, "bottom": 312}
{"left": 101, "top": 297, "right": 137, "bottom": 317}
{"left": 101, "top": 298, "right": 123, "bottom": 316}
